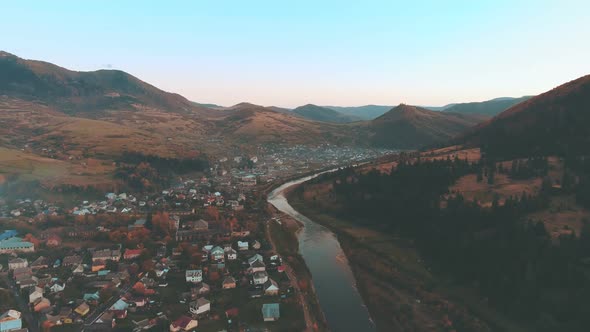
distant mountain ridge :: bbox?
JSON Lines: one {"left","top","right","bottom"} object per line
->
{"left": 369, "top": 104, "right": 485, "bottom": 149}
{"left": 324, "top": 105, "right": 392, "bottom": 120}
{"left": 442, "top": 96, "right": 532, "bottom": 116}
{"left": 292, "top": 104, "right": 361, "bottom": 123}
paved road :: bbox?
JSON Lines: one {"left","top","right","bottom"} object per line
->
{"left": 265, "top": 219, "right": 315, "bottom": 332}
{"left": 1, "top": 274, "right": 40, "bottom": 332}
{"left": 83, "top": 280, "right": 134, "bottom": 328}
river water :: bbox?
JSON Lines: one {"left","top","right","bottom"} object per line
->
{"left": 268, "top": 171, "right": 376, "bottom": 332}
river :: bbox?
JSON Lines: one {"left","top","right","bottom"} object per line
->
{"left": 268, "top": 170, "right": 376, "bottom": 332}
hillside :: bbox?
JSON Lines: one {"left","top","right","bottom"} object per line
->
{"left": 214, "top": 103, "right": 361, "bottom": 146}
{"left": 324, "top": 105, "right": 392, "bottom": 120}
{"left": 291, "top": 104, "right": 361, "bottom": 123}
{"left": 463, "top": 75, "right": 590, "bottom": 157}
{"left": 369, "top": 104, "right": 485, "bottom": 149}
{"left": 0, "top": 51, "right": 213, "bottom": 117}
{"left": 442, "top": 96, "right": 532, "bottom": 117}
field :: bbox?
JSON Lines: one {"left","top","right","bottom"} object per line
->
{"left": 528, "top": 195, "right": 590, "bottom": 238}
{"left": 0, "top": 147, "right": 69, "bottom": 182}
{"left": 450, "top": 173, "right": 542, "bottom": 207}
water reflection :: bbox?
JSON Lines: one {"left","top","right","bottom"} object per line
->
{"left": 268, "top": 172, "right": 375, "bottom": 332}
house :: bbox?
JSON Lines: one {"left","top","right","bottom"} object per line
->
{"left": 124, "top": 249, "right": 143, "bottom": 260}
{"left": 28, "top": 287, "right": 43, "bottom": 304}
{"left": 92, "top": 260, "right": 106, "bottom": 272}
{"left": 8, "top": 258, "right": 28, "bottom": 270}
{"left": 222, "top": 276, "right": 236, "bottom": 289}
{"left": 62, "top": 255, "right": 82, "bottom": 266}
{"left": 46, "top": 234, "right": 62, "bottom": 247}
{"left": 185, "top": 270, "right": 202, "bottom": 283}
{"left": 237, "top": 241, "right": 249, "bottom": 251}
{"left": 0, "top": 237, "right": 34, "bottom": 254}
{"left": 127, "top": 296, "right": 148, "bottom": 307}
{"left": 89, "top": 312, "right": 116, "bottom": 331}
{"left": 210, "top": 246, "right": 224, "bottom": 261}
{"left": 109, "top": 309, "right": 127, "bottom": 319}
{"left": 84, "top": 291, "right": 100, "bottom": 302}
{"left": 0, "top": 230, "right": 18, "bottom": 242}
{"left": 264, "top": 278, "right": 279, "bottom": 296}
{"left": 49, "top": 282, "right": 65, "bottom": 293}
{"left": 33, "top": 297, "right": 51, "bottom": 312}
{"left": 192, "top": 283, "right": 210, "bottom": 296}
{"left": 253, "top": 271, "right": 269, "bottom": 285}
{"left": 75, "top": 302, "right": 90, "bottom": 316}
{"left": 193, "top": 219, "right": 208, "bottom": 231}
{"left": 13, "top": 267, "right": 32, "bottom": 281}
{"left": 189, "top": 298, "right": 210, "bottom": 316}
{"left": 226, "top": 248, "right": 237, "bottom": 260}
{"left": 30, "top": 256, "right": 49, "bottom": 270}
{"left": 262, "top": 303, "right": 280, "bottom": 322}
{"left": 72, "top": 264, "right": 84, "bottom": 274}
{"left": 249, "top": 260, "right": 266, "bottom": 274}
{"left": 129, "top": 219, "right": 146, "bottom": 230}
{"left": 232, "top": 230, "right": 250, "bottom": 238}
{"left": 252, "top": 240, "right": 261, "bottom": 250}
{"left": 0, "top": 310, "right": 22, "bottom": 332}
{"left": 18, "top": 277, "right": 38, "bottom": 289}
{"left": 92, "top": 249, "right": 121, "bottom": 262}
{"left": 248, "top": 254, "right": 263, "bottom": 266}
{"left": 110, "top": 299, "right": 129, "bottom": 311}
{"left": 169, "top": 316, "right": 198, "bottom": 332}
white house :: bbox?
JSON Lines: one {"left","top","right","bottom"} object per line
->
{"left": 185, "top": 270, "right": 203, "bottom": 283}
{"left": 49, "top": 282, "right": 65, "bottom": 293}
{"left": 253, "top": 271, "right": 269, "bottom": 285}
{"left": 210, "top": 246, "right": 224, "bottom": 261}
{"left": 237, "top": 241, "right": 249, "bottom": 251}
{"left": 28, "top": 286, "right": 43, "bottom": 304}
{"left": 248, "top": 254, "right": 263, "bottom": 266}
{"left": 189, "top": 298, "right": 210, "bottom": 316}
{"left": 226, "top": 248, "right": 237, "bottom": 261}
{"left": 8, "top": 258, "right": 28, "bottom": 270}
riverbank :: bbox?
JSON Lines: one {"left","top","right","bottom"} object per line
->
{"left": 266, "top": 208, "right": 328, "bottom": 331}
{"left": 287, "top": 185, "right": 526, "bottom": 332}
{"left": 263, "top": 180, "right": 328, "bottom": 331}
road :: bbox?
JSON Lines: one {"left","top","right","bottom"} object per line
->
{"left": 83, "top": 280, "right": 134, "bottom": 329}
{"left": 265, "top": 219, "right": 315, "bottom": 332}
{"left": 1, "top": 273, "right": 40, "bottom": 332}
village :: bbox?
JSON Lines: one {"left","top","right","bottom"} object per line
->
{"left": 0, "top": 145, "right": 391, "bottom": 332}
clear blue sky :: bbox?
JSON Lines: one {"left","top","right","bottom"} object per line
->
{"left": 2, "top": 0, "right": 589, "bottom": 108}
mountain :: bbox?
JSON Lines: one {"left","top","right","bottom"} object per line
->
{"left": 462, "top": 75, "right": 590, "bottom": 158}
{"left": 292, "top": 104, "right": 362, "bottom": 123}
{"left": 442, "top": 96, "right": 532, "bottom": 117}
{"left": 0, "top": 51, "right": 212, "bottom": 117}
{"left": 369, "top": 104, "right": 485, "bottom": 149}
{"left": 422, "top": 104, "right": 457, "bottom": 111}
{"left": 192, "top": 101, "right": 225, "bottom": 109}
{"left": 324, "top": 105, "right": 392, "bottom": 120}
{"left": 215, "top": 102, "right": 360, "bottom": 145}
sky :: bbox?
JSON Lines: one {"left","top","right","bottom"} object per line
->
{"left": 2, "top": 0, "right": 590, "bottom": 108}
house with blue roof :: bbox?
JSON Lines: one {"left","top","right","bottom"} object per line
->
{"left": 262, "top": 303, "right": 280, "bottom": 322}
{"left": 0, "top": 230, "right": 17, "bottom": 241}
